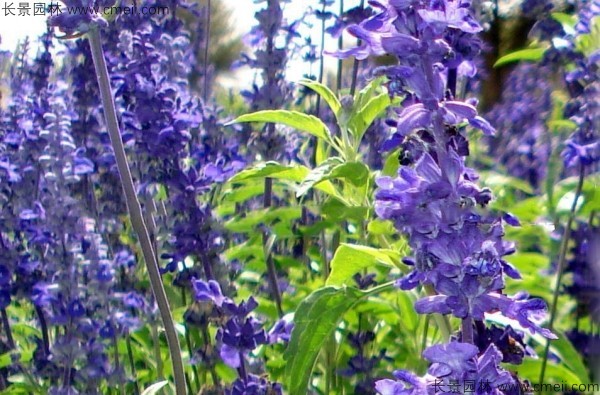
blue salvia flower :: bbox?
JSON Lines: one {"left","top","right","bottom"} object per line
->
{"left": 539, "top": 0, "right": 600, "bottom": 171}
{"left": 375, "top": 342, "right": 515, "bottom": 394}
{"left": 563, "top": 221, "right": 600, "bottom": 364}
{"left": 485, "top": 63, "right": 556, "bottom": 190}
{"left": 565, "top": 221, "right": 600, "bottom": 321}
{"left": 192, "top": 279, "right": 285, "bottom": 393}
{"left": 19, "top": 83, "right": 124, "bottom": 393}
{"left": 337, "top": 274, "right": 390, "bottom": 394}
{"left": 331, "top": 0, "right": 556, "bottom": 392}
{"left": 236, "top": 0, "right": 302, "bottom": 161}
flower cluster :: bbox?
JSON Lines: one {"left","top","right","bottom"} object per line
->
{"left": 564, "top": 221, "right": 600, "bottom": 363}
{"left": 540, "top": 0, "right": 600, "bottom": 171}
{"left": 332, "top": 0, "right": 556, "bottom": 392}
{"left": 192, "top": 279, "right": 287, "bottom": 394}
{"left": 0, "top": 32, "right": 142, "bottom": 392}
{"left": 236, "top": 0, "right": 305, "bottom": 162}
{"left": 485, "top": 63, "right": 555, "bottom": 190}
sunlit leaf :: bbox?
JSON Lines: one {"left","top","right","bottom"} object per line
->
{"left": 229, "top": 110, "right": 331, "bottom": 141}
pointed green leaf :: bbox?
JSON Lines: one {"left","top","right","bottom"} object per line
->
{"left": 297, "top": 160, "right": 370, "bottom": 197}
{"left": 329, "top": 162, "right": 370, "bottom": 186}
{"left": 298, "top": 78, "right": 341, "bottom": 115}
{"left": 494, "top": 47, "right": 548, "bottom": 67}
{"left": 140, "top": 381, "right": 169, "bottom": 395}
{"left": 348, "top": 92, "right": 390, "bottom": 139}
{"left": 296, "top": 157, "right": 344, "bottom": 197}
{"left": 229, "top": 110, "right": 331, "bottom": 141}
{"left": 326, "top": 243, "right": 400, "bottom": 286}
{"left": 480, "top": 171, "right": 535, "bottom": 194}
{"left": 354, "top": 77, "right": 384, "bottom": 109}
{"left": 284, "top": 287, "right": 365, "bottom": 395}
{"left": 549, "top": 331, "right": 591, "bottom": 383}
{"left": 229, "top": 162, "right": 338, "bottom": 196}
{"left": 517, "top": 359, "right": 582, "bottom": 385}
{"left": 230, "top": 162, "right": 308, "bottom": 182}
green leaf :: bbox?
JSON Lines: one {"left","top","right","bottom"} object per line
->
{"left": 0, "top": 349, "right": 34, "bottom": 369}
{"left": 283, "top": 287, "right": 364, "bottom": 395}
{"left": 0, "top": 353, "right": 11, "bottom": 369}
{"left": 225, "top": 207, "right": 302, "bottom": 233}
{"left": 493, "top": 47, "right": 548, "bottom": 67}
{"left": 480, "top": 171, "right": 534, "bottom": 194}
{"left": 354, "top": 77, "right": 384, "bottom": 109}
{"left": 297, "top": 160, "right": 370, "bottom": 197}
{"left": 547, "top": 119, "right": 577, "bottom": 130}
{"left": 229, "top": 110, "right": 331, "bottom": 141}
{"left": 348, "top": 92, "right": 390, "bottom": 140}
{"left": 140, "top": 380, "right": 169, "bottom": 395}
{"left": 516, "top": 358, "right": 582, "bottom": 385}
{"left": 327, "top": 243, "right": 399, "bottom": 286}
{"left": 284, "top": 282, "right": 394, "bottom": 395}
{"left": 549, "top": 331, "right": 591, "bottom": 383}
{"left": 296, "top": 157, "right": 344, "bottom": 197}
{"left": 329, "top": 162, "right": 370, "bottom": 186}
{"left": 229, "top": 162, "right": 338, "bottom": 196}
{"left": 551, "top": 12, "right": 577, "bottom": 35}
{"left": 230, "top": 162, "right": 308, "bottom": 182}
{"left": 382, "top": 148, "right": 401, "bottom": 176}
{"left": 367, "top": 219, "right": 396, "bottom": 236}
{"left": 298, "top": 78, "right": 341, "bottom": 115}
{"left": 505, "top": 253, "right": 549, "bottom": 275}
{"left": 320, "top": 197, "right": 369, "bottom": 221}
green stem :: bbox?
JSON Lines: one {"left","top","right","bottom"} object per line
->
{"left": 181, "top": 289, "right": 200, "bottom": 393}
{"left": 539, "top": 164, "right": 586, "bottom": 384}
{"left": 315, "top": 0, "right": 327, "bottom": 117}
{"left": 1, "top": 309, "right": 14, "bottom": 349}
{"left": 151, "top": 323, "right": 164, "bottom": 382}
{"left": 126, "top": 334, "right": 141, "bottom": 395}
{"left": 203, "top": 0, "right": 212, "bottom": 103}
{"left": 264, "top": 177, "right": 284, "bottom": 317}
{"left": 336, "top": 0, "right": 344, "bottom": 93}
{"left": 461, "top": 316, "right": 473, "bottom": 344}
{"left": 349, "top": 0, "right": 365, "bottom": 97}
{"left": 421, "top": 315, "right": 430, "bottom": 355}
{"left": 87, "top": 28, "right": 186, "bottom": 395}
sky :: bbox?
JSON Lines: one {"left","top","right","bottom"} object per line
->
{"left": 0, "top": 0, "right": 361, "bottom": 85}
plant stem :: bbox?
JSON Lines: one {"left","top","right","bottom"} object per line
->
{"left": 349, "top": 0, "right": 365, "bottom": 97}
{"left": 203, "top": 0, "right": 211, "bottom": 103}
{"left": 336, "top": 0, "right": 344, "bottom": 92}
{"left": 420, "top": 315, "right": 430, "bottom": 355}
{"left": 125, "top": 334, "right": 141, "bottom": 395}
{"left": 87, "top": 28, "right": 186, "bottom": 395}
{"left": 35, "top": 306, "right": 50, "bottom": 355}
{"left": 325, "top": 230, "right": 340, "bottom": 394}
{"left": 200, "top": 327, "right": 220, "bottom": 388}
{"left": 1, "top": 309, "right": 14, "bottom": 349}
{"left": 539, "top": 164, "right": 586, "bottom": 384}
{"left": 151, "top": 322, "right": 165, "bottom": 381}
{"left": 263, "top": 177, "right": 284, "bottom": 317}
{"left": 447, "top": 68, "right": 457, "bottom": 98}
{"left": 181, "top": 289, "right": 201, "bottom": 393}
{"left": 461, "top": 316, "right": 473, "bottom": 344}
{"left": 315, "top": 0, "right": 328, "bottom": 117}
